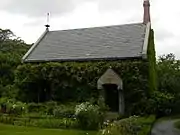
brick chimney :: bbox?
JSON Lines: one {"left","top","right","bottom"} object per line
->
{"left": 143, "top": 0, "right": 151, "bottom": 24}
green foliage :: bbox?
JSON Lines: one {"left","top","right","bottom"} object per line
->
{"left": 147, "top": 29, "right": 157, "bottom": 94}
{"left": 0, "top": 98, "right": 27, "bottom": 115}
{"left": 1, "top": 85, "right": 19, "bottom": 99}
{"left": 149, "top": 91, "right": 174, "bottom": 116}
{"left": 0, "top": 114, "right": 15, "bottom": 124}
{"left": 53, "top": 104, "right": 75, "bottom": 118}
{"left": 32, "top": 118, "right": 78, "bottom": 129}
{"left": 45, "top": 101, "right": 58, "bottom": 115}
{"left": 0, "top": 28, "right": 29, "bottom": 54}
{"left": 0, "top": 28, "right": 14, "bottom": 43}
{"left": 15, "top": 60, "right": 149, "bottom": 115}
{"left": 0, "top": 53, "right": 19, "bottom": 86}
{"left": 0, "top": 114, "right": 78, "bottom": 129}
{"left": 26, "top": 102, "right": 76, "bottom": 118}
{"left": 0, "top": 28, "right": 30, "bottom": 98}
{"left": 99, "top": 115, "right": 155, "bottom": 135}
{"left": 97, "top": 96, "right": 109, "bottom": 113}
{"left": 174, "top": 120, "right": 180, "bottom": 130}
{"left": 130, "top": 91, "right": 175, "bottom": 117}
{"left": 135, "top": 115, "right": 156, "bottom": 135}
{"left": 157, "top": 53, "right": 180, "bottom": 94}
{"left": 156, "top": 53, "right": 180, "bottom": 115}
{"left": 23, "top": 112, "right": 48, "bottom": 119}
{"left": 75, "top": 102, "right": 105, "bottom": 130}
{"left": 27, "top": 103, "right": 47, "bottom": 113}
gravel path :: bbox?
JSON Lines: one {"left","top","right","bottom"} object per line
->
{"left": 151, "top": 119, "right": 180, "bottom": 135}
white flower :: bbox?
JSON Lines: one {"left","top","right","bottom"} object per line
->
{"left": 12, "top": 104, "right": 16, "bottom": 109}
{"left": 102, "top": 129, "right": 105, "bottom": 135}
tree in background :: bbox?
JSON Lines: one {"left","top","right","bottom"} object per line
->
{"left": 0, "top": 28, "right": 30, "bottom": 98}
{"left": 157, "top": 53, "right": 180, "bottom": 95}
{"left": 156, "top": 53, "right": 180, "bottom": 115}
{"left": 0, "top": 29, "right": 14, "bottom": 43}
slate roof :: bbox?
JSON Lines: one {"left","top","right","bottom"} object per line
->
{"left": 22, "top": 22, "right": 151, "bottom": 62}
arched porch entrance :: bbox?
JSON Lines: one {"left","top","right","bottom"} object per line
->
{"left": 97, "top": 68, "right": 124, "bottom": 115}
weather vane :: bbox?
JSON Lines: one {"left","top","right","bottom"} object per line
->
{"left": 45, "top": 12, "right": 50, "bottom": 29}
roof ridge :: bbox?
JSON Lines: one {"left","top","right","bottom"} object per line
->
{"left": 49, "top": 22, "right": 145, "bottom": 32}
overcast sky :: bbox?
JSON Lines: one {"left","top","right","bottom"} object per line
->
{"left": 0, "top": 0, "right": 180, "bottom": 58}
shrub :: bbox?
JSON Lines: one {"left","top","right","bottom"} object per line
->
{"left": 53, "top": 104, "right": 75, "bottom": 118}
{"left": 100, "top": 116, "right": 140, "bottom": 135}
{"left": 97, "top": 96, "right": 109, "bottom": 112}
{"left": 170, "top": 94, "right": 180, "bottom": 115}
{"left": 0, "top": 97, "right": 8, "bottom": 113}
{"left": 33, "top": 118, "right": 78, "bottom": 129}
{"left": 0, "top": 114, "right": 15, "bottom": 124}
{"left": 0, "top": 98, "right": 27, "bottom": 115}
{"left": 75, "top": 102, "right": 105, "bottom": 130}
{"left": 27, "top": 102, "right": 75, "bottom": 118}
{"left": 99, "top": 115, "right": 155, "bottom": 135}
{"left": 148, "top": 91, "right": 174, "bottom": 117}
{"left": 22, "top": 112, "right": 48, "bottom": 119}
{"left": 27, "top": 102, "right": 46, "bottom": 113}
{"left": 45, "top": 101, "right": 57, "bottom": 115}
{"left": 53, "top": 107, "right": 74, "bottom": 118}
{"left": 129, "top": 91, "right": 175, "bottom": 117}
{"left": 1, "top": 85, "right": 19, "bottom": 99}
{"left": 10, "top": 101, "right": 27, "bottom": 115}
{"left": 0, "top": 113, "right": 78, "bottom": 129}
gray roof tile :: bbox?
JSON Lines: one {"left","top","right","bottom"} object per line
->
{"left": 23, "top": 23, "right": 149, "bottom": 62}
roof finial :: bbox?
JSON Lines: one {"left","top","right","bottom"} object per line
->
{"left": 143, "top": 0, "right": 151, "bottom": 24}
{"left": 45, "top": 13, "right": 50, "bottom": 30}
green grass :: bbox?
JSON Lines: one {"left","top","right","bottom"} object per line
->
{"left": 136, "top": 115, "right": 156, "bottom": 135}
{"left": 174, "top": 120, "right": 180, "bottom": 130}
{"left": 156, "top": 115, "right": 180, "bottom": 123}
{"left": 0, "top": 124, "right": 97, "bottom": 135}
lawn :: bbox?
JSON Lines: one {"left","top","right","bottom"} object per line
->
{"left": 0, "top": 124, "right": 97, "bottom": 135}
{"left": 174, "top": 120, "right": 180, "bottom": 130}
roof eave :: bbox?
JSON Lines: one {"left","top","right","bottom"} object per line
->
{"left": 22, "top": 29, "right": 49, "bottom": 63}
{"left": 142, "top": 22, "right": 151, "bottom": 59}
{"left": 23, "top": 56, "right": 143, "bottom": 63}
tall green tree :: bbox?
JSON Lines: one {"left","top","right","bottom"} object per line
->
{"left": 0, "top": 28, "right": 30, "bottom": 97}
{"left": 157, "top": 53, "right": 180, "bottom": 95}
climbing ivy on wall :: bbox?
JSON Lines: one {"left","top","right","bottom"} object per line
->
{"left": 15, "top": 60, "right": 149, "bottom": 114}
{"left": 147, "top": 29, "right": 157, "bottom": 94}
